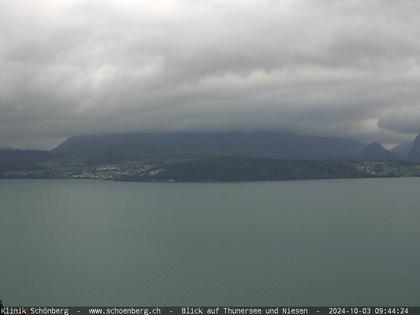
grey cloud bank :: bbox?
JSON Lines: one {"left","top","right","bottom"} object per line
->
{"left": 1, "top": 0, "right": 420, "bottom": 149}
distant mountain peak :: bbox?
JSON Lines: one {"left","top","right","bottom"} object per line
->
{"left": 368, "top": 142, "right": 383, "bottom": 148}
{"left": 391, "top": 141, "right": 413, "bottom": 159}
{"left": 52, "top": 131, "right": 365, "bottom": 159}
{"left": 360, "top": 142, "right": 398, "bottom": 160}
{"left": 408, "top": 133, "right": 420, "bottom": 162}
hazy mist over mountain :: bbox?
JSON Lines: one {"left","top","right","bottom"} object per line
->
{"left": 1, "top": 0, "right": 420, "bottom": 149}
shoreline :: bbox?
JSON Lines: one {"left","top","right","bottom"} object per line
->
{"left": 0, "top": 174, "right": 415, "bottom": 184}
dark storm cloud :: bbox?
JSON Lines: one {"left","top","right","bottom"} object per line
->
{"left": 1, "top": 0, "right": 420, "bottom": 148}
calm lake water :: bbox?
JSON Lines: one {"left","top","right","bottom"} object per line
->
{"left": 0, "top": 178, "right": 419, "bottom": 305}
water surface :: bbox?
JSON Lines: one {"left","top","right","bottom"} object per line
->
{"left": 0, "top": 178, "right": 419, "bottom": 305}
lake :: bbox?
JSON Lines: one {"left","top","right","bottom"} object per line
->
{"left": 0, "top": 178, "right": 419, "bottom": 305}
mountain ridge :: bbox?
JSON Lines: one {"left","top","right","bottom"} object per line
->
{"left": 52, "top": 131, "right": 366, "bottom": 159}
{"left": 2, "top": 131, "right": 420, "bottom": 182}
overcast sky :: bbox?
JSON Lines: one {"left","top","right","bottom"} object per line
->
{"left": 1, "top": 0, "right": 420, "bottom": 149}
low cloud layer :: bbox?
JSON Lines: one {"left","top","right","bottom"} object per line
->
{"left": 1, "top": 0, "right": 420, "bottom": 149}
